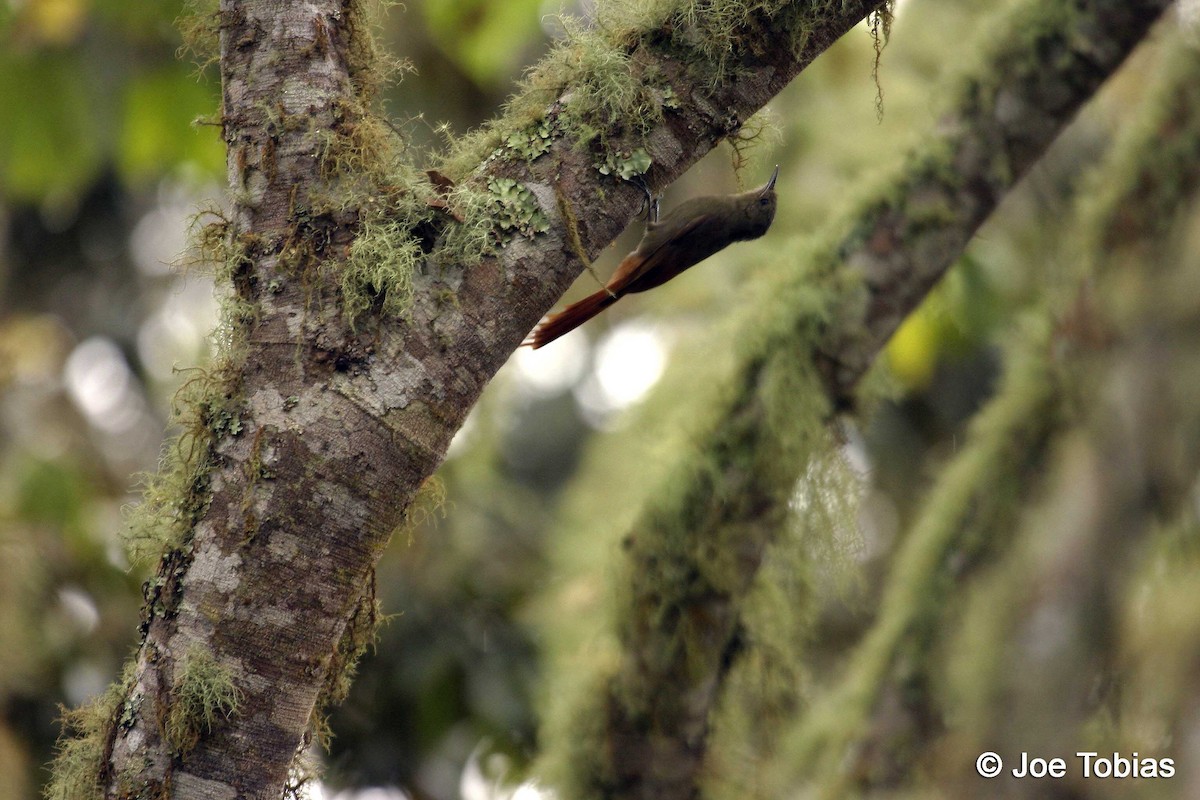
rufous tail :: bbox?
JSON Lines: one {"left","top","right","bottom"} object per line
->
{"left": 523, "top": 289, "right": 619, "bottom": 349}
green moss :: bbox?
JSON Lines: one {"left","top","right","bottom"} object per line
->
{"left": 123, "top": 362, "right": 245, "bottom": 565}
{"left": 443, "top": 0, "right": 894, "bottom": 188}
{"left": 44, "top": 668, "right": 136, "bottom": 800}
{"left": 339, "top": 209, "right": 423, "bottom": 322}
{"left": 789, "top": 322, "right": 1065, "bottom": 788}
{"left": 343, "top": 0, "right": 411, "bottom": 104}
{"left": 176, "top": 0, "right": 220, "bottom": 74}
{"left": 165, "top": 646, "right": 244, "bottom": 754}
{"left": 309, "top": 582, "right": 384, "bottom": 750}
{"left": 1074, "top": 41, "right": 1200, "bottom": 272}
{"left": 45, "top": 699, "right": 116, "bottom": 800}
{"left": 308, "top": 65, "right": 494, "bottom": 327}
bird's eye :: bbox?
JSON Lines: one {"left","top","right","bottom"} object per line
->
{"left": 759, "top": 197, "right": 770, "bottom": 206}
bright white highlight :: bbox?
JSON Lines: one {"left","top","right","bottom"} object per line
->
{"left": 574, "top": 320, "right": 667, "bottom": 423}
{"left": 510, "top": 332, "right": 588, "bottom": 397}
{"left": 136, "top": 276, "right": 218, "bottom": 381}
{"left": 64, "top": 337, "right": 145, "bottom": 433}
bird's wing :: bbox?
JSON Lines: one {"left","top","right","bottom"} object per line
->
{"left": 605, "top": 211, "right": 718, "bottom": 294}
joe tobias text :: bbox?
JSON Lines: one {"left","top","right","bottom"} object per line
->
{"left": 1010, "top": 751, "right": 1174, "bottom": 779}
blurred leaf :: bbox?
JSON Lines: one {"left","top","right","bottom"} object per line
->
{"left": 117, "top": 65, "right": 223, "bottom": 186}
{"left": 422, "top": 0, "right": 545, "bottom": 89}
{"left": 19, "top": 0, "right": 89, "bottom": 46}
{"left": 885, "top": 254, "right": 1004, "bottom": 389}
{"left": 0, "top": 51, "right": 103, "bottom": 201}
{"left": 887, "top": 309, "right": 939, "bottom": 390}
{"left": 92, "top": 0, "right": 183, "bottom": 36}
{"left": 15, "top": 459, "right": 88, "bottom": 534}
{"left": 940, "top": 253, "right": 1004, "bottom": 350}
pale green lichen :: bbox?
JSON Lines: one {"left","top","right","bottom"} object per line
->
{"left": 44, "top": 695, "right": 119, "bottom": 800}
{"left": 488, "top": 177, "right": 551, "bottom": 243}
{"left": 340, "top": 209, "right": 423, "bottom": 322}
{"left": 123, "top": 359, "right": 245, "bottom": 565}
{"left": 176, "top": 0, "right": 219, "bottom": 73}
{"left": 596, "top": 147, "right": 652, "bottom": 180}
{"left": 504, "top": 117, "right": 557, "bottom": 161}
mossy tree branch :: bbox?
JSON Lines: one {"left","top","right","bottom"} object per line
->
{"left": 564, "top": 1, "right": 1171, "bottom": 798}
{"left": 789, "top": 38, "right": 1200, "bottom": 793}
{"left": 964, "top": 39, "right": 1200, "bottom": 792}
{"left": 75, "top": 2, "right": 896, "bottom": 799}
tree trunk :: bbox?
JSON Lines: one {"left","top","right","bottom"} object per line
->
{"left": 86, "top": 1, "right": 891, "bottom": 798}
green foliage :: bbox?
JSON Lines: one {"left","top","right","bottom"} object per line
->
{"left": 0, "top": 51, "right": 103, "bottom": 202}
{"left": 423, "top": 0, "right": 546, "bottom": 89}
{"left": 15, "top": 459, "right": 89, "bottom": 536}
{"left": 165, "top": 646, "right": 243, "bottom": 754}
{"left": 118, "top": 65, "right": 224, "bottom": 186}
{"left": 0, "top": 0, "right": 223, "bottom": 203}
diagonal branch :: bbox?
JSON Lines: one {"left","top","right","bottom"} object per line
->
{"left": 566, "top": 1, "right": 1173, "bottom": 798}
{"left": 791, "top": 38, "right": 1200, "bottom": 795}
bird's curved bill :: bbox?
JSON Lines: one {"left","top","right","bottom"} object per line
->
{"left": 761, "top": 165, "right": 780, "bottom": 194}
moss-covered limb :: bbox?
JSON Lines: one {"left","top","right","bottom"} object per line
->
{"left": 1072, "top": 39, "right": 1200, "bottom": 278}
{"left": 440, "top": 1, "right": 891, "bottom": 180}
{"left": 787, "top": 37, "right": 1200, "bottom": 796}
{"left": 164, "top": 647, "right": 244, "bottom": 755}
{"left": 542, "top": 2, "right": 1171, "bottom": 798}
{"left": 67, "top": 1, "right": 902, "bottom": 798}
{"left": 815, "top": 0, "right": 1173, "bottom": 401}
{"left": 787, "top": 320, "right": 1068, "bottom": 792}
{"left": 938, "top": 40, "right": 1200, "bottom": 789}
{"left": 45, "top": 673, "right": 131, "bottom": 800}
{"left": 545, "top": 275, "right": 840, "bottom": 800}
{"left": 943, "top": 248, "right": 1200, "bottom": 798}
{"left": 423, "top": 0, "right": 890, "bottom": 361}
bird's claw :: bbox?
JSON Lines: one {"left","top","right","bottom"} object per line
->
{"left": 628, "top": 175, "right": 661, "bottom": 224}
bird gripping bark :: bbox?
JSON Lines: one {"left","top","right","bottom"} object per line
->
{"left": 524, "top": 166, "right": 780, "bottom": 349}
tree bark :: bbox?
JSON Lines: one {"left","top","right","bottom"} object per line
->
{"left": 95, "top": 1, "right": 890, "bottom": 798}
